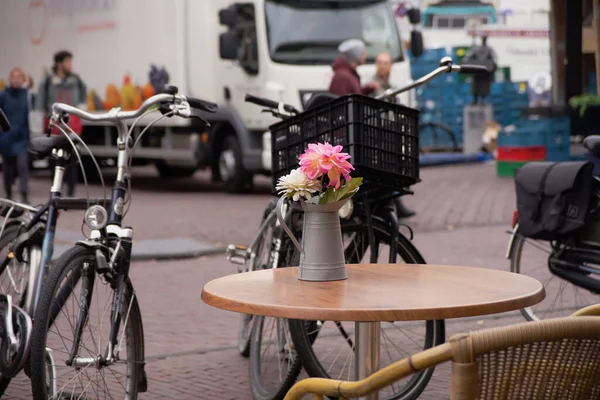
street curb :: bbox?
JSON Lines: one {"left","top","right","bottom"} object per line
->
{"left": 53, "top": 236, "right": 226, "bottom": 262}
{"left": 130, "top": 246, "right": 226, "bottom": 262}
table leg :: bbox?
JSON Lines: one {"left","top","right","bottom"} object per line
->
{"left": 355, "top": 321, "right": 381, "bottom": 400}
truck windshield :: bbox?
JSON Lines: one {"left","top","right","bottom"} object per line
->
{"left": 264, "top": 0, "right": 403, "bottom": 65}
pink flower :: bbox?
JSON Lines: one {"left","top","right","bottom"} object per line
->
{"left": 298, "top": 142, "right": 354, "bottom": 190}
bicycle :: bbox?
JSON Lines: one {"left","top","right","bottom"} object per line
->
{"left": 0, "top": 107, "right": 114, "bottom": 396}
{"left": 228, "top": 57, "right": 487, "bottom": 400}
{"left": 26, "top": 87, "right": 217, "bottom": 399}
{"left": 418, "top": 119, "right": 460, "bottom": 154}
{"left": 507, "top": 136, "right": 600, "bottom": 321}
{"left": 0, "top": 188, "right": 109, "bottom": 392}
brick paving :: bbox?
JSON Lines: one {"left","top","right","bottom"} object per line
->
{"left": 26, "top": 162, "right": 515, "bottom": 246}
{"left": 2, "top": 162, "right": 577, "bottom": 399}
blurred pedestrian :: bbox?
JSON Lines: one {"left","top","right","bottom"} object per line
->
{"left": 0, "top": 67, "right": 31, "bottom": 203}
{"left": 37, "top": 50, "right": 87, "bottom": 197}
{"left": 463, "top": 35, "right": 497, "bottom": 105}
{"left": 328, "top": 44, "right": 415, "bottom": 218}
{"left": 370, "top": 51, "right": 416, "bottom": 218}
{"left": 371, "top": 52, "right": 393, "bottom": 97}
{"left": 329, "top": 39, "right": 379, "bottom": 96}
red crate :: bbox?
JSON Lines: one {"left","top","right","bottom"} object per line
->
{"left": 497, "top": 146, "right": 546, "bottom": 161}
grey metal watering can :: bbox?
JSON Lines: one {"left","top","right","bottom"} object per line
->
{"left": 276, "top": 196, "right": 348, "bottom": 281}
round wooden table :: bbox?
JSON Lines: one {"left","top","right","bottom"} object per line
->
{"left": 202, "top": 263, "right": 544, "bottom": 400}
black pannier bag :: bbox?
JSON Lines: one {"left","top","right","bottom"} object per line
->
{"left": 515, "top": 161, "right": 594, "bottom": 241}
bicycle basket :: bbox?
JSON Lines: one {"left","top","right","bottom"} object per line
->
{"left": 269, "top": 94, "right": 420, "bottom": 195}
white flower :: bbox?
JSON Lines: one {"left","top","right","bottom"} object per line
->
{"left": 276, "top": 168, "right": 322, "bottom": 202}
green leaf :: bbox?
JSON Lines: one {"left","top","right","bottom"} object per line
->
{"left": 316, "top": 177, "right": 363, "bottom": 204}
{"left": 569, "top": 93, "right": 600, "bottom": 117}
{"left": 319, "top": 186, "right": 337, "bottom": 205}
{"left": 335, "top": 177, "right": 363, "bottom": 202}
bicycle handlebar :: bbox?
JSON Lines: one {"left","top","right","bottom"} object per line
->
{"left": 376, "top": 57, "right": 491, "bottom": 101}
{"left": 50, "top": 91, "right": 217, "bottom": 124}
{"left": 458, "top": 64, "right": 490, "bottom": 75}
{"left": 186, "top": 96, "right": 218, "bottom": 113}
{"left": 245, "top": 93, "right": 300, "bottom": 114}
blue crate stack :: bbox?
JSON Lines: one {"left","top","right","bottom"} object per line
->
{"left": 410, "top": 47, "right": 563, "bottom": 154}
{"left": 497, "top": 115, "right": 571, "bottom": 162}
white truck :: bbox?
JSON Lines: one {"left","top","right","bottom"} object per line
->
{"left": 0, "top": 0, "right": 421, "bottom": 192}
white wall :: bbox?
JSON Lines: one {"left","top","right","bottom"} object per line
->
{"left": 0, "top": 0, "right": 183, "bottom": 96}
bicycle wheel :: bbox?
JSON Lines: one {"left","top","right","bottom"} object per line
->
{"left": 288, "top": 219, "right": 445, "bottom": 400}
{"left": 418, "top": 121, "right": 460, "bottom": 153}
{"left": 0, "top": 223, "right": 38, "bottom": 307}
{"left": 0, "top": 223, "right": 40, "bottom": 393}
{"left": 249, "top": 227, "right": 304, "bottom": 400}
{"left": 239, "top": 200, "right": 277, "bottom": 358}
{"left": 0, "top": 224, "right": 26, "bottom": 394}
{"left": 30, "top": 245, "right": 145, "bottom": 400}
{"left": 510, "top": 235, "right": 600, "bottom": 321}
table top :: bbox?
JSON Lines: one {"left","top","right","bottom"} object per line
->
{"left": 201, "top": 264, "right": 545, "bottom": 322}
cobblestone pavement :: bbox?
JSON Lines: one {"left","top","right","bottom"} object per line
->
{"left": 24, "top": 162, "right": 515, "bottom": 246}
{"left": 3, "top": 163, "right": 563, "bottom": 400}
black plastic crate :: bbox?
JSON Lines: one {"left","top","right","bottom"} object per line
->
{"left": 270, "top": 94, "right": 420, "bottom": 195}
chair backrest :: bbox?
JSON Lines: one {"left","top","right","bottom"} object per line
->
{"left": 449, "top": 317, "right": 600, "bottom": 399}
{"left": 571, "top": 303, "right": 600, "bottom": 316}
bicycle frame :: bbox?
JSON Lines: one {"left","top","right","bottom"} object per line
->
{"left": 0, "top": 148, "right": 123, "bottom": 381}
{"left": 56, "top": 123, "right": 136, "bottom": 367}
{"left": 42, "top": 92, "right": 193, "bottom": 368}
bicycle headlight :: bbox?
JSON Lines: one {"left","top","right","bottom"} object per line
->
{"left": 84, "top": 205, "right": 108, "bottom": 230}
{"left": 338, "top": 199, "right": 354, "bottom": 219}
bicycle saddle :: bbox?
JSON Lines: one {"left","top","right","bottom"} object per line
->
{"left": 584, "top": 135, "right": 600, "bottom": 157}
{"left": 28, "top": 133, "right": 80, "bottom": 158}
{"left": 304, "top": 93, "right": 339, "bottom": 110}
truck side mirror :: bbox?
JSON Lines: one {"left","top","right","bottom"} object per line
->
{"left": 219, "top": 5, "right": 237, "bottom": 27}
{"left": 407, "top": 8, "right": 421, "bottom": 25}
{"left": 410, "top": 31, "right": 424, "bottom": 58}
{"left": 220, "top": 31, "right": 238, "bottom": 60}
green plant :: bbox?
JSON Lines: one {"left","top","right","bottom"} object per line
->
{"left": 569, "top": 93, "right": 600, "bottom": 117}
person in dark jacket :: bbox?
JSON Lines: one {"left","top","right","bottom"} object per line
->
{"left": 329, "top": 42, "right": 415, "bottom": 218}
{"left": 38, "top": 50, "right": 87, "bottom": 197}
{"left": 0, "top": 67, "right": 30, "bottom": 203}
{"left": 329, "top": 39, "right": 379, "bottom": 96}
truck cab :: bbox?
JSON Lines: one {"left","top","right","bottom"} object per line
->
{"left": 213, "top": 0, "right": 422, "bottom": 190}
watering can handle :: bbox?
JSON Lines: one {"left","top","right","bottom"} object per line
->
{"left": 276, "top": 197, "right": 303, "bottom": 254}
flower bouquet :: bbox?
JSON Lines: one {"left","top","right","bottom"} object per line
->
{"left": 274, "top": 142, "right": 363, "bottom": 282}
{"left": 276, "top": 142, "right": 363, "bottom": 206}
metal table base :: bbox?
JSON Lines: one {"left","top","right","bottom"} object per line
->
{"left": 355, "top": 321, "right": 381, "bottom": 400}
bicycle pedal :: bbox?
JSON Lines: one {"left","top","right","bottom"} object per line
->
{"left": 226, "top": 244, "right": 250, "bottom": 266}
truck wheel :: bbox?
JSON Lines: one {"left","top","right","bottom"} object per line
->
{"left": 219, "top": 135, "right": 253, "bottom": 193}
{"left": 155, "top": 163, "right": 197, "bottom": 179}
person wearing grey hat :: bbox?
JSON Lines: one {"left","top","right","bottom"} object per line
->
{"left": 328, "top": 39, "right": 379, "bottom": 96}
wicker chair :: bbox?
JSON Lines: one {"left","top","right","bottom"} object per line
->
{"left": 571, "top": 303, "right": 600, "bottom": 316}
{"left": 284, "top": 316, "right": 600, "bottom": 400}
